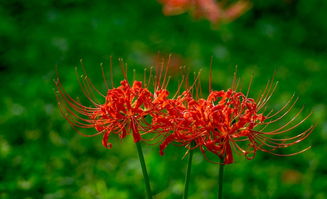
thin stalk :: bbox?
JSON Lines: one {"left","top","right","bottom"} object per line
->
{"left": 218, "top": 158, "right": 225, "bottom": 199}
{"left": 135, "top": 141, "right": 152, "bottom": 199}
{"left": 183, "top": 142, "right": 195, "bottom": 199}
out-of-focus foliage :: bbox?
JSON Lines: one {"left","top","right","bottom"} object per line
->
{"left": 0, "top": 0, "right": 326, "bottom": 198}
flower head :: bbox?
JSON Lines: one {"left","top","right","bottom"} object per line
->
{"left": 55, "top": 59, "right": 156, "bottom": 149}
{"left": 92, "top": 80, "right": 153, "bottom": 148}
{"left": 157, "top": 74, "right": 314, "bottom": 164}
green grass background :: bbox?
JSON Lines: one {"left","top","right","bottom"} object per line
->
{"left": 1, "top": 0, "right": 326, "bottom": 198}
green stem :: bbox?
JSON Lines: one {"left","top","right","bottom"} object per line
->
{"left": 183, "top": 142, "right": 195, "bottom": 199}
{"left": 135, "top": 141, "right": 152, "bottom": 199}
{"left": 218, "top": 158, "right": 225, "bottom": 199}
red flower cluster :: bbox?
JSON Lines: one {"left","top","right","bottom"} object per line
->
{"left": 156, "top": 86, "right": 313, "bottom": 164}
{"left": 92, "top": 80, "right": 153, "bottom": 148}
{"left": 159, "top": 0, "right": 251, "bottom": 24}
{"left": 55, "top": 63, "right": 313, "bottom": 164}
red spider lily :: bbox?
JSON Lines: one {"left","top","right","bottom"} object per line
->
{"left": 143, "top": 78, "right": 194, "bottom": 144}
{"left": 159, "top": 0, "right": 251, "bottom": 24}
{"left": 55, "top": 60, "right": 156, "bottom": 149}
{"left": 147, "top": 69, "right": 203, "bottom": 149}
{"left": 151, "top": 90, "right": 195, "bottom": 153}
{"left": 55, "top": 60, "right": 167, "bottom": 198}
{"left": 157, "top": 76, "right": 313, "bottom": 164}
{"left": 198, "top": 88, "right": 268, "bottom": 164}
{"left": 91, "top": 80, "right": 153, "bottom": 148}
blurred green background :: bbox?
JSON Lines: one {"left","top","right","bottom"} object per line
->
{"left": 1, "top": 0, "right": 326, "bottom": 198}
